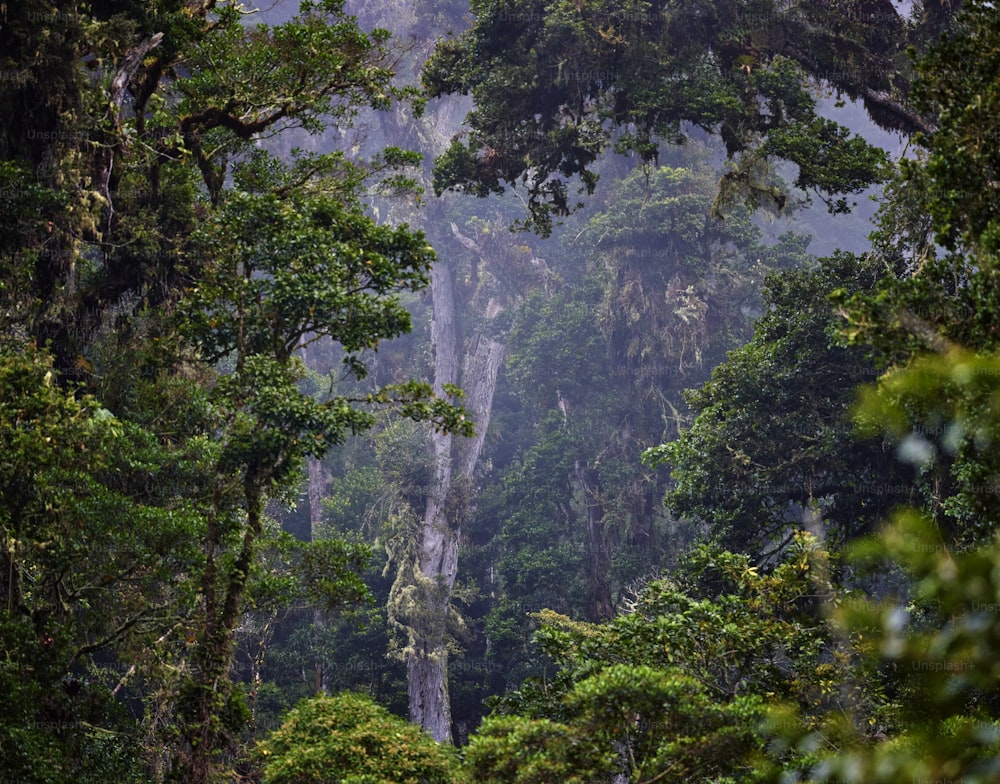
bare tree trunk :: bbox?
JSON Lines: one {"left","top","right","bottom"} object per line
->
{"left": 305, "top": 457, "right": 330, "bottom": 535}
{"left": 361, "top": 63, "right": 519, "bottom": 739}
{"left": 405, "top": 256, "right": 506, "bottom": 742}
{"left": 407, "top": 260, "right": 460, "bottom": 742}
{"left": 456, "top": 330, "right": 505, "bottom": 478}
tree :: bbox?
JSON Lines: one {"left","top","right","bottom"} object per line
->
{"left": 466, "top": 533, "right": 841, "bottom": 783}
{"left": 0, "top": 0, "right": 423, "bottom": 377}
{"left": 0, "top": 346, "right": 172, "bottom": 783}
{"left": 755, "top": 7, "right": 1000, "bottom": 777}
{"left": 648, "top": 252, "right": 909, "bottom": 557}
{"left": 833, "top": 0, "right": 1000, "bottom": 545}
{"left": 151, "top": 115, "right": 468, "bottom": 784}
{"left": 497, "top": 157, "right": 809, "bottom": 593}
{"left": 387, "top": 206, "right": 542, "bottom": 742}
{"left": 257, "top": 691, "right": 460, "bottom": 784}
{"left": 760, "top": 351, "right": 1000, "bottom": 784}
{"left": 903, "top": 0, "right": 1000, "bottom": 257}
{"left": 458, "top": 5, "right": 1000, "bottom": 781}
{"left": 441, "top": 154, "right": 813, "bottom": 719}
{"left": 420, "top": 0, "right": 929, "bottom": 233}
{"left": 1, "top": 1, "right": 470, "bottom": 780}
{"left": 284, "top": 0, "right": 556, "bottom": 737}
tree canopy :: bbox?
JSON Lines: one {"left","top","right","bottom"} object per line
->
{"left": 420, "top": 0, "right": 944, "bottom": 232}
{"left": 5, "top": 0, "right": 1000, "bottom": 782}
{"left": 0, "top": 1, "right": 468, "bottom": 780}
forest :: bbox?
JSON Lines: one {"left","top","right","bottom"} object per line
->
{"left": 2, "top": 0, "right": 1000, "bottom": 781}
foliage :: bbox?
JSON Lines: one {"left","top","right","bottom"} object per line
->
{"left": 419, "top": 0, "right": 927, "bottom": 232}
{"left": 397, "top": 6, "right": 1000, "bottom": 782}
{"left": 756, "top": 351, "right": 1000, "bottom": 783}
{"left": 649, "top": 252, "right": 907, "bottom": 556}
{"left": 854, "top": 347, "right": 1000, "bottom": 548}
{"left": 181, "top": 190, "right": 435, "bottom": 366}
{"left": 904, "top": 0, "right": 1000, "bottom": 255}
{"left": 0, "top": 1, "right": 470, "bottom": 780}
{"left": 475, "top": 533, "right": 841, "bottom": 783}
{"left": 463, "top": 714, "right": 610, "bottom": 784}
{"left": 4, "top": 0, "right": 999, "bottom": 781}
{"left": 0, "top": 346, "right": 163, "bottom": 782}
{"left": 257, "top": 692, "right": 460, "bottom": 784}
{"left": 833, "top": 0, "right": 1000, "bottom": 546}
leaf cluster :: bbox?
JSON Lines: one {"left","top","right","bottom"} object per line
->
{"left": 422, "top": 0, "right": 905, "bottom": 233}
{"left": 257, "top": 691, "right": 460, "bottom": 784}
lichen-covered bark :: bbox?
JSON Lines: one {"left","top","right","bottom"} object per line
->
{"left": 406, "top": 259, "right": 461, "bottom": 741}
{"left": 404, "top": 248, "right": 507, "bottom": 740}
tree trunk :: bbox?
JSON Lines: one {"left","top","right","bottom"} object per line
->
{"left": 456, "top": 329, "right": 505, "bottom": 479}
{"left": 576, "top": 460, "right": 614, "bottom": 621}
{"left": 405, "top": 257, "right": 506, "bottom": 742}
{"left": 306, "top": 456, "right": 331, "bottom": 541}
{"left": 306, "top": 455, "right": 331, "bottom": 694}
{"left": 181, "top": 479, "right": 264, "bottom": 784}
{"left": 406, "top": 259, "right": 458, "bottom": 741}
{"left": 1, "top": 536, "right": 20, "bottom": 616}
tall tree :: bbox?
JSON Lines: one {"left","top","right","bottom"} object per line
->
{"left": 388, "top": 205, "right": 548, "bottom": 741}
{"left": 648, "top": 252, "right": 910, "bottom": 558}
{"left": 495, "top": 159, "right": 809, "bottom": 613}
{"left": 420, "top": 0, "right": 927, "bottom": 233}
{"left": 834, "top": 0, "right": 1000, "bottom": 545}
{"left": 1, "top": 1, "right": 469, "bottom": 780}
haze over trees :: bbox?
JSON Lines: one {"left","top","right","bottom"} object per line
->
{"left": 3, "top": 0, "right": 1000, "bottom": 782}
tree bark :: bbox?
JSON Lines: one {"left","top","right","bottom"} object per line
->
{"left": 405, "top": 254, "right": 507, "bottom": 741}
{"left": 306, "top": 455, "right": 331, "bottom": 694}
{"left": 576, "top": 460, "right": 614, "bottom": 621}
{"left": 406, "top": 259, "right": 459, "bottom": 742}
{"left": 182, "top": 478, "right": 264, "bottom": 784}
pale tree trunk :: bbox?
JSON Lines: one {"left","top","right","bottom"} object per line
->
{"left": 348, "top": 39, "right": 519, "bottom": 736}
{"left": 456, "top": 329, "right": 505, "bottom": 479}
{"left": 305, "top": 456, "right": 330, "bottom": 538}
{"left": 405, "top": 255, "right": 506, "bottom": 742}
{"left": 406, "top": 260, "right": 460, "bottom": 741}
